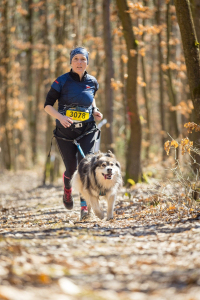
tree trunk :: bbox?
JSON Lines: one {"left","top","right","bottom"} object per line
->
{"left": 189, "top": 0, "right": 200, "bottom": 171}
{"left": 141, "top": 0, "right": 150, "bottom": 159}
{"left": 190, "top": 0, "right": 200, "bottom": 42}
{"left": 166, "top": 1, "right": 179, "bottom": 138}
{"left": 92, "top": 0, "right": 104, "bottom": 121}
{"left": 174, "top": 0, "right": 200, "bottom": 123}
{"left": 55, "top": 2, "right": 62, "bottom": 77}
{"left": 1, "top": 0, "right": 12, "bottom": 169}
{"left": 154, "top": 0, "right": 167, "bottom": 160}
{"left": 73, "top": 0, "right": 82, "bottom": 46}
{"left": 92, "top": 0, "right": 101, "bottom": 81}
{"left": 43, "top": 0, "right": 58, "bottom": 185}
{"left": 116, "top": 0, "right": 142, "bottom": 182}
{"left": 120, "top": 36, "right": 128, "bottom": 147}
{"left": 27, "top": 0, "right": 35, "bottom": 163}
{"left": 102, "top": 0, "right": 114, "bottom": 153}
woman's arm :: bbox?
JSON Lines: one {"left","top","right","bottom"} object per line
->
{"left": 44, "top": 105, "right": 73, "bottom": 128}
{"left": 92, "top": 99, "right": 103, "bottom": 121}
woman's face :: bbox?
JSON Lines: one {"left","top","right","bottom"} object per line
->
{"left": 71, "top": 54, "right": 87, "bottom": 75}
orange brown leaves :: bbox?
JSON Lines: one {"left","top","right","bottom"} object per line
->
{"left": 171, "top": 140, "right": 179, "bottom": 148}
{"left": 164, "top": 140, "right": 171, "bottom": 155}
{"left": 137, "top": 76, "right": 146, "bottom": 87}
{"left": 161, "top": 62, "right": 186, "bottom": 73}
{"left": 110, "top": 78, "right": 124, "bottom": 91}
{"left": 130, "top": 49, "right": 137, "bottom": 57}
{"left": 16, "top": 5, "right": 28, "bottom": 16}
{"left": 127, "top": 1, "right": 147, "bottom": 11}
{"left": 113, "top": 28, "right": 123, "bottom": 37}
{"left": 170, "top": 101, "right": 193, "bottom": 118}
{"left": 164, "top": 137, "right": 194, "bottom": 156}
{"left": 121, "top": 54, "right": 128, "bottom": 64}
{"left": 139, "top": 47, "right": 145, "bottom": 57}
{"left": 133, "top": 25, "right": 163, "bottom": 36}
{"left": 184, "top": 122, "right": 200, "bottom": 133}
{"left": 164, "top": 140, "right": 178, "bottom": 155}
{"left": 181, "top": 138, "right": 193, "bottom": 155}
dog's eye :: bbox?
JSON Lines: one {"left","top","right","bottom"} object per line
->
{"left": 110, "top": 163, "right": 114, "bottom": 166}
{"left": 102, "top": 163, "right": 106, "bottom": 167}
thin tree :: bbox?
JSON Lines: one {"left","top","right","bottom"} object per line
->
{"left": 154, "top": 0, "right": 166, "bottom": 160}
{"left": 188, "top": 0, "right": 200, "bottom": 170}
{"left": 26, "top": 0, "right": 35, "bottom": 163}
{"left": 141, "top": 0, "right": 150, "bottom": 159}
{"left": 116, "top": 0, "right": 142, "bottom": 182}
{"left": 1, "top": 0, "right": 12, "bottom": 169}
{"left": 174, "top": 0, "right": 200, "bottom": 123}
{"left": 43, "top": 0, "right": 58, "bottom": 185}
{"left": 190, "top": 0, "right": 200, "bottom": 43}
{"left": 102, "top": 0, "right": 114, "bottom": 153}
{"left": 166, "top": 0, "right": 179, "bottom": 138}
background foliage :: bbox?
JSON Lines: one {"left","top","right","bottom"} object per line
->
{"left": 0, "top": 0, "right": 199, "bottom": 182}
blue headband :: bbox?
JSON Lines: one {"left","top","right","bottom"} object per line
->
{"left": 70, "top": 47, "right": 89, "bottom": 64}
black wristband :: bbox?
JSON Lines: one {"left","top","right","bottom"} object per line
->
{"left": 92, "top": 107, "right": 99, "bottom": 113}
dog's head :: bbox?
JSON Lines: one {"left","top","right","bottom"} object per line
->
{"left": 91, "top": 150, "right": 121, "bottom": 181}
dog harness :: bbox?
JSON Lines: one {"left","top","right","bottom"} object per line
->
{"left": 48, "top": 122, "right": 100, "bottom": 158}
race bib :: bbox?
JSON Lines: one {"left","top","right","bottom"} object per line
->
{"left": 66, "top": 107, "right": 90, "bottom": 122}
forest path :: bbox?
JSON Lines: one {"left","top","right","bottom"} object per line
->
{"left": 0, "top": 171, "right": 200, "bottom": 300}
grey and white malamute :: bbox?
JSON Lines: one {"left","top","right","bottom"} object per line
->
{"left": 71, "top": 150, "right": 123, "bottom": 220}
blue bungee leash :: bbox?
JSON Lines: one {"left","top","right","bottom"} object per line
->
{"left": 73, "top": 140, "right": 85, "bottom": 158}
{"left": 48, "top": 125, "right": 106, "bottom": 196}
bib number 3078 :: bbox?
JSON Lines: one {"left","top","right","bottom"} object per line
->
{"left": 66, "top": 110, "right": 89, "bottom": 121}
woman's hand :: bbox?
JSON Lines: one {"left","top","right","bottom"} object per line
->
{"left": 58, "top": 115, "right": 73, "bottom": 128}
{"left": 93, "top": 109, "right": 103, "bottom": 121}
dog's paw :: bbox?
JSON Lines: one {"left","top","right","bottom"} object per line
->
{"left": 96, "top": 210, "right": 104, "bottom": 220}
{"left": 106, "top": 216, "right": 114, "bottom": 221}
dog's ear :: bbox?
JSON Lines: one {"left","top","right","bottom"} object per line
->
{"left": 116, "top": 161, "right": 121, "bottom": 169}
{"left": 91, "top": 152, "right": 102, "bottom": 165}
{"left": 107, "top": 150, "right": 115, "bottom": 158}
{"left": 96, "top": 151, "right": 103, "bottom": 160}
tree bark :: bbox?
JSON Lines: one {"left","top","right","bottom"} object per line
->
{"left": 120, "top": 36, "right": 128, "bottom": 146}
{"left": 190, "top": 0, "right": 200, "bottom": 42}
{"left": 174, "top": 0, "right": 200, "bottom": 123}
{"left": 154, "top": 0, "right": 166, "bottom": 160}
{"left": 189, "top": 0, "right": 200, "bottom": 171}
{"left": 102, "top": 0, "right": 114, "bottom": 153}
{"left": 141, "top": 0, "right": 150, "bottom": 159}
{"left": 92, "top": 0, "right": 102, "bottom": 81}
{"left": 27, "top": 0, "right": 35, "bottom": 163}
{"left": 166, "top": 1, "right": 179, "bottom": 138}
{"left": 55, "top": 2, "right": 62, "bottom": 77}
{"left": 43, "top": 0, "right": 59, "bottom": 185}
{"left": 116, "top": 0, "right": 142, "bottom": 182}
{"left": 1, "top": 0, "right": 12, "bottom": 169}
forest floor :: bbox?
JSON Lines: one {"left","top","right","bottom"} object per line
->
{"left": 0, "top": 170, "right": 200, "bottom": 300}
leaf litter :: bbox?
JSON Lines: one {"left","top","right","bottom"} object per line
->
{"left": 0, "top": 171, "right": 200, "bottom": 300}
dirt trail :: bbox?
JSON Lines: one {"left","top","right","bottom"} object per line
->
{"left": 0, "top": 171, "right": 200, "bottom": 300}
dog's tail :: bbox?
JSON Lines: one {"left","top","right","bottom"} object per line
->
{"left": 71, "top": 171, "right": 81, "bottom": 193}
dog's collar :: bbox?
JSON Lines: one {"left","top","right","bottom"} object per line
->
{"left": 99, "top": 189, "right": 106, "bottom": 196}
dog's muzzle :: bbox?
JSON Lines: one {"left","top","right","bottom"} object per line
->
{"left": 102, "top": 169, "right": 113, "bottom": 180}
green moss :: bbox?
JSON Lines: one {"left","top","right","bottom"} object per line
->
{"left": 135, "top": 39, "right": 139, "bottom": 47}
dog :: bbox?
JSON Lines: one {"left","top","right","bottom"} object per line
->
{"left": 71, "top": 150, "right": 123, "bottom": 220}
